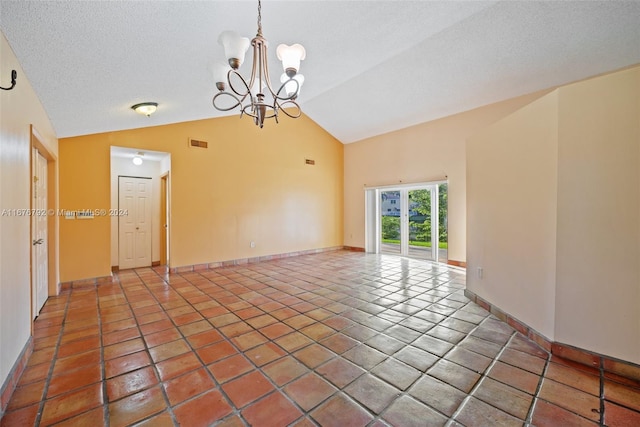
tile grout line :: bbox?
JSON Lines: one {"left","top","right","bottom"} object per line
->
{"left": 95, "top": 282, "right": 110, "bottom": 427}
{"left": 116, "top": 269, "right": 180, "bottom": 426}
{"left": 364, "top": 287, "right": 484, "bottom": 424}
{"left": 102, "top": 274, "right": 163, "bottom": 421}
{"left": 32, "top": 289, "right": 71, "bottom": 426}
{"left": 153, "top": 267, "right": 256, "bottom": 425}
{"left": 197, "top": 262, "right": 450, "bottom": 424}
{"left": 447, "top": 330, "right": 520, "bottom": 425}
{"left": 599, "top": 356, "right": 605, "bottom": 426}
{"left": 524, "top": 344, "right": 552, "bottom": 425}
{"left": 126, "top": 257, "right": 445, "bottom": 426}
{"left": 199, "top": 266, "right": 345, "bottom": 426}
{"left": 142, "top": 266, "right": 320, "bottom": 426}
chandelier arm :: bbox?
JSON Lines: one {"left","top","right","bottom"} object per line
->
{"left": 226, "top": 69, "right": 251, "bottom": 97}
{"left": 245, "top": 36, "right": 262, "bottom": 99}
{"left": 261, "top": 39, "right": 278, "bottom": 99}
{"left": 274, "top": 99, "right": 302, "bottom": 119}
{"left": 212, "top": 91, "right": 244, "bottom": 112}
{"left": 273, "top": 78, "right": 299, "bottom": 101}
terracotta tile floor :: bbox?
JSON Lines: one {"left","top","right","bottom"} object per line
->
{"left": 2, "top": 250, "right": 640, "bottom": 426}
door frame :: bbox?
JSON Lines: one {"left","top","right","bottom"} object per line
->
{"left": 29, "top": 125, "right": 58, "bottom": 323}
{"left": 365, "top": 180, "right": 446, "bottom": 261}
{"left": 160, "top": 172, "right": 170, "bottom": 266}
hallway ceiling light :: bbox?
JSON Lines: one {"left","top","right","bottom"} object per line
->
{"left": 131, "top": 102, "right": 158, "bottom": 117}
{"left": 132, "top": 153, "right": 144, "bottom": 166}
{"left": 212, "top": 0, "right": 306, "bottom": 128}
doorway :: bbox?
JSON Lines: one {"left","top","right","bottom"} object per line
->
{"left": 367, "top": 182, "right": 448, "bottom": 262}
{"left": 110, "top": 147, "right": 171, "bottom": 270}
{"left": 118, "top": 176, "right": 152, "bottom": 269}
{"left": 31, "top": 148, "right": 48, "bottom": 317}
{"left": 30, "top": 125, "right": 57, "bottom": 321}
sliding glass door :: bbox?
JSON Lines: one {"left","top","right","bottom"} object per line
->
{"left": 370, "top": 183, "right": 447, "bottom": 262}
{"left": 380, "top": 190, "right": 402, "bottom": 256}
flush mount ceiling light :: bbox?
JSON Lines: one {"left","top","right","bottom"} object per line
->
{"left": 212, "top": 0, "right": 306, "bottom": 128}
{"left": 132, "top": 152, "right": 144, "bottom": 165}
{"left": 131, "top": 102, "right": 158, "bottom": 117}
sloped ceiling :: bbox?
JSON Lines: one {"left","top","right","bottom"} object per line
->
{"left": 1, "top": 1, "right": 639, "bottom": 143}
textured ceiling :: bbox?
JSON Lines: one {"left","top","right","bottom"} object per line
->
{"left": 1, "top": 1, "right": 639, "bottom": 143}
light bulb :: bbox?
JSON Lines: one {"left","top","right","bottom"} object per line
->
{"left": 132, "top": 156, "right": 143, "bottom": 166}
{"left": 276, "top": 44, "right": 306, "bottom": 77}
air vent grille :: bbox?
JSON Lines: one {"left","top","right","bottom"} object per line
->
{"left": 305, "top": 159, "right": 315, "bottom": 165}
{"left": 189, "top": 138, "right": 208, "bottom": 149}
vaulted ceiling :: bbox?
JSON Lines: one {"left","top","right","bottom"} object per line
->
{"left": 1, "top": 1, "right": 639, "bottom": 143}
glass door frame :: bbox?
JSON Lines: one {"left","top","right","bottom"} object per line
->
{"left": 365, "top": 180, "right": 445, "bottom": 261}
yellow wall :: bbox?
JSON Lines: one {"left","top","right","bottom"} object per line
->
{"left": 0, "top": 32, "right": 58, "bottom": 395}
{"left": 344, "top": 91, "right": 550, "bottom": 263}
{"left": 59, "top": 114, "right": 343, "bottom": 281}
{"left": 467, "top": 92, "right": 559, "bottom": 339}
{"left": 466, "top": 66, "right": 640, "bottom": 364}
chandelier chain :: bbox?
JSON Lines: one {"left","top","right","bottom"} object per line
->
{"left": 257, "top": 0, "right": 262, "bottom": 35}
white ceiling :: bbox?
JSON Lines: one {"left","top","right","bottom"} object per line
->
{"left": 1, "top": 1, "right": 639, "bottom": 143}
{"left": 111, "top": 146, "right": 170, "bottom": 163}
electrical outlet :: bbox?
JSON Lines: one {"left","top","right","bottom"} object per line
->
{"left": 250, "top": 241, "right": 256, "bottom": 248}
{"left": 477, "top": 267, "right": 483, "bottom": 279}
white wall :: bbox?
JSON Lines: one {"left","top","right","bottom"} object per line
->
{"left": 0, "top": 31, "right": 58, "bottom": 396}
{"left": 554, "top": 68, "right": 640, "bottom": 363}
{"left": 466, "top": 67, "right": 640, "bottom": 364}
{"left": 466, "top": 92, "right": 559, "bottom": 340}
{"left": 110, "top": 156, "right": 162, "bottom": 266}
{"left": 344, "top": 91, "right": 550, "bottom": 264}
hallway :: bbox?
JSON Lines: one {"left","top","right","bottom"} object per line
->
{"left": 1, "top": 251, "right": 638, "bottom": 426}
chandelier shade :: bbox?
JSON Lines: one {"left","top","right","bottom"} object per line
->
{"left": 218, "top": 31, "right": 250, "bottom": 69}
{"left": 212, "top": 0, "right": 306, "bottom": 128}
{"left": 276, "top": 44, "right": 306, "bottom": 76}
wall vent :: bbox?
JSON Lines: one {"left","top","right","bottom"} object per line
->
{"left": 305, "top": 159, "right": 315, "bottom": 165}
{"left": 189, "top": 138, "right": 208, "bottom": 149}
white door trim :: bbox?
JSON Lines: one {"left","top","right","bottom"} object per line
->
{"left": 31, "top": 148, "right": 48, "bottom": 318}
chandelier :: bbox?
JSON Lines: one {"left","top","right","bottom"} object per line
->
{"left": 212, "top": 0, "right": 306, "bottom": 128}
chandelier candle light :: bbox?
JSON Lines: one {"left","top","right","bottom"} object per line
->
{"left": 212, "top": 0, "right": 306, "bottom": 128}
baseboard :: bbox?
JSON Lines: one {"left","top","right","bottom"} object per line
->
{"left": 169, "top": 246, "right": 345, "bottom": 273}
{"left": 113, "top": 261, "right": 160, "bottom": 272}
{"left": 59, "top": 274, "right": 114, "bottom": 291}
{"left": 0, "top": 337, "right": 33, "bottom": 417}
{"left": 447, "top": 260, "right": 467, "bottom": 268}
{"left": 343, "top": 246, "right": 365, "bottom": 252}
{"left": 464, "top": 289, "right": 640, "bottom": 383}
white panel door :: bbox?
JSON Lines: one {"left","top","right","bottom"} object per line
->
{"left": 118, "top": 176, "right": 152, "bottom": 269}
{"left": 32, "top": 149, "right": 48, "bottom": 318}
